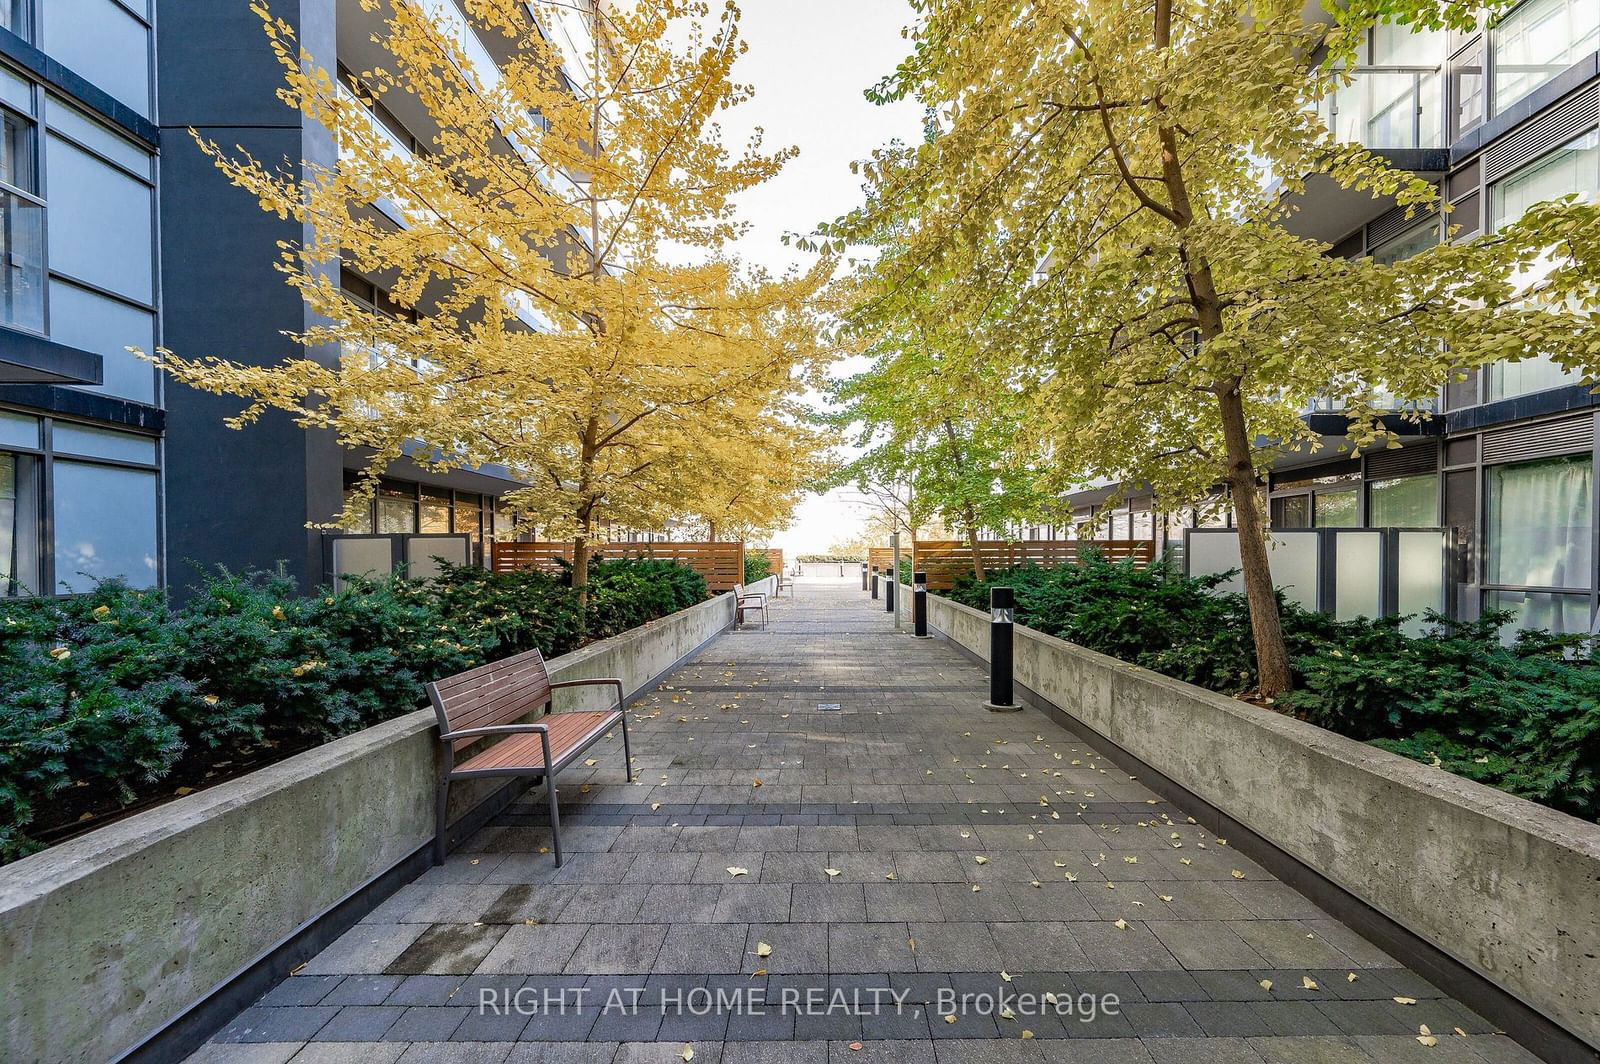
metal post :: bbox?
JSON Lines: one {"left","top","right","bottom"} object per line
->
{"left": 891, "top": 532, "right": 903, "bottom": 631}
{"left": 985, "top": 586, "right": 1020, "bottom": 712}
{"left": 912, "top": 570, "right": 930, "bottom": 638}
{"left": 861, "top": 562, "right": 869, "bottom": 591}
{"left": 885, "top": 568, "right": 896, "bottom": 613}
{"left": 870, "top": 565, "right": 879, "bottom": 599}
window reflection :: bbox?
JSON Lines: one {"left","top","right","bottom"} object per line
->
{"left": 52, "top": 460, "right": 158, "bottom": 592}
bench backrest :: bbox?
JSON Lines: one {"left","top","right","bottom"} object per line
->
{"left": 427, "top": 646, "right": 552, "bottom": 751}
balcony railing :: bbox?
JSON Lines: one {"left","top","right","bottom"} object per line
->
{"left": 1318, "top": 66, "right": 1445, "bottom": 149}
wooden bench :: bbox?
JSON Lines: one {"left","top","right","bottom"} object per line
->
{"left": 428, "top": 647, "right": 632, "bottom": 866}
{"left": 733, "top": 582, "right": 768, "bottom": 627}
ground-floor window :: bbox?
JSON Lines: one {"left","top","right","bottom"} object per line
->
{"left": 1368, "top": 473, "right": 1439, "bottom": 526}
{"left": 1, "top": 407, "right": 160, "bottom": 596}
{"left": 1484, "top": 453, "right": 1591, "bottom": 590}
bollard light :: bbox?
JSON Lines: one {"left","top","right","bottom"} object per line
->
{"left": 885, "top": 571, "right": 896, "bottom": 614}
{"left": 912, "top": 570, "right": 930, "bottom": 638}
{"left": 985, "top": 586, "right": 1020, "bottom": 712}
{"left": 861, "top": 562, "right": 869, "bottom": 591}
{"left": 870, "top": 566, "right": 879, "bottom": 600}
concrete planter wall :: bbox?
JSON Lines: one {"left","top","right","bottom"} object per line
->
{"left": 926, "top": 593, "right": 1600, "bottom": 1053}
{"left": 0, "top": 586, "right": 758, "bottom": 1064}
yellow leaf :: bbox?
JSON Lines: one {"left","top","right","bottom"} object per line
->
{"left": 1302, "top": 977, "right": 1318, "bottom": 991}
{"left": 680, "top": 1046, "right": 694, "bottom": 1062}
{"left": 755, "top": 942, "right": 772, "bottom": 958}
{"left": 944, "top": 1015, "right": 957, "bottom": 1025}
{"left": 1394, "top": 997, "right": 1418, "bottom": 1005}
{"left": 1113, "top": 919, "right": 1129, "bottom": 930}
{"left": 1230, "top": 869, "right": 1245, "bottom": 879}
{"left": 1347, "top": 973, "right": 1358, "bottom": 983}
{"left": 1020, "top": 1029, "right": 1034, "bottom": 1040}
{"left": 727, "top": 866, "right": 749, "bottom": 877}
{"left": 1259, "top": 980, "right": 1273, "bottom": 991}
{"left": 825, "top": 868, "right": 842, "bottom": 877}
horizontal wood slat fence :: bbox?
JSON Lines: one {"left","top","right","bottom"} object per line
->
{"left": 491, "top": 541, "right": 746, "bottom": 593}
{"left": 763, "top": 549, "right": 784, "bottom": 574}
{"left": 867, "top": 547, "right": 896, "bottom": 575}
{"left": 868, "top": 539, "right": 1156, "bottom": 590}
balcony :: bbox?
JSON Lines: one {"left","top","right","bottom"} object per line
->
{"left": 1318, "top": 65, "right": 1446, "bottom": 150}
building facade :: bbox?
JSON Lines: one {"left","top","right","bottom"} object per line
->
{"left": 0, "top": 0, "right": 557, "bottom": 601}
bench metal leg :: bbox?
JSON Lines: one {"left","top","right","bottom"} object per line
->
{"left": 546, "top": 774, "right": 563, "bottom": 867}
{"left": 620, "top": 711, "right": 635, "bottom": 782}
{"left": 434, "top": 776, "right": 451, "bottom": 865}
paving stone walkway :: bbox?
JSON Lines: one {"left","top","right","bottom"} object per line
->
{"left": 187, "top": 579, "right": 1543, "bottom": 1064}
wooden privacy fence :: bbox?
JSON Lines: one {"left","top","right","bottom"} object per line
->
{"left": 868, "top": 539, "right": 1156, "bottom": 590}
{"left": 491, "top": 541, "right": 746, "bottom": 593}
{"left": 763, "top": 548, "right": 784, "bottom": 574}
{"left": 867, "top": 547, "right": 897, "bottom": 575}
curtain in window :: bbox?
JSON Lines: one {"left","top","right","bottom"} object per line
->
{"left": 1369, "top": 475, "right": 1439, "bottom": 526}
{"left": 1486, "top": 454, "right": 1592, "bottom": 588}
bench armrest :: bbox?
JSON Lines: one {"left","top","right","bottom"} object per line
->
{"left": 548, "top": 677, "right": 624, "bottom": 703}
{"left": 738, "top": 593, "right": 767, "bottom": 605}
{"left": 439, "top": 722, "right": 549, "bottom": 742}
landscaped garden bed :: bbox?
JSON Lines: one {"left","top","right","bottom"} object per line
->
{"left": 947, "top": 555, "right": 1600, "bottom": 823}
{"left": 0, "top": 557, "right": 708, "bottom": 863}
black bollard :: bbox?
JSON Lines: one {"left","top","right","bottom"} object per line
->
{"left": 912, "top": 570, "right": 930, "bottom": 638}
{"left": 885, "top": 573, "right": 896, "bottom": 614}
{"left": 861, "top": 562, "right": 869, "bottom": 591}
{"left": 985, "top": 586, "right": 1020, "bottom": 711}
{"left": 870, "top": 566, "right": 879, "bottom": 599}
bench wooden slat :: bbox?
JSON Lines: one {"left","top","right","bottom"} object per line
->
{"left": 452, "top": 710, "right": 618, "bottom": 774}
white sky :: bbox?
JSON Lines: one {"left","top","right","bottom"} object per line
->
{"left": 713, "top": 0, "right": 923, "bottom": 557}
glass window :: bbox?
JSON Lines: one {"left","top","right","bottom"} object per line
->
{"left": 40, "top": 0, "right": 151, "bottom": 116}
{"left": 1485, "top": 589, "right": 1592, "bottom": 636}
{"left": 1371, "top": 219, "right": 1439, "bottom": 264}
{"left": 0, "top": 106, "right": 43, "bottom": 334}
{"left": 1, "top": 450, "right": 40, "bottom": 595}
{"left": 376, "top": 483, "right": 417, "bottom": 534}
{"left": 1484, "top": 352, "right": 1583, "bottom": 401}
{"left": 1369, "top": 474, "right": 1439, "bottom": 526}
{"left": 52, "top": 460, "right": 157, "bottom": 592}
{"left": 1315, "top": 488, "right": 1361, "bottom": 527}
{"left": 1491, "top": 0, "right": 1600, "bottom": 114}
{"left": 1272, "top": 494, "right": 1312, "bottom": 528}
{"left": 420, "top": 488, "right": 450, "bottom": 533}
{"left": 0, "top": 409, "right": 37, "bottom": 448}
{"left": 44, "top": 97, "right": 150, "bottom": 177}
{"left": 1486, "top": 454, "right": 1592, "bottom": 588}
{"left": 341, "top": 483, "right": 374, "bottom": 533}
{"left": 0, "top": 1, "right": 31, "bottom": 42}
{"left": 1372, "top": 22, "right": 1446, "bottom": 66}
{"left": 1490, "top": 131, "right": 1600, "bottom": 230}
{"left": 1452, "top": 41, "right": 1485, "bottom": 137}
{"left": 52, "top": 421, "right": 156, "bottom": 463}
{"left": 46, "top": 280, "right": 157, "bottom": 403}
{"left": 454, "top": 493, "right": 483, "bottom": 548}
{"left": 44, "top": 132, "right": 153, "bottom": 303}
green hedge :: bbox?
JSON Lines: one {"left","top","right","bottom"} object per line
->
{"left": 948, "top": 556, "right": 1600, "bottom": 823}
{"left": 0, "top": 557, "right": 707, "bottom": 863}
{"left": 743, "top": 552, "right": 773, "bottom": 585}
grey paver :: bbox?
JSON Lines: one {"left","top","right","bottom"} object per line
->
{"left": 183, "top": 584, "right": 1535, "bottom": 1064}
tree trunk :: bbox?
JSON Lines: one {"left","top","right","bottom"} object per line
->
{"left": 708, "top": 520, "right": 718, "bottom": 543}
{"left": 1216, "top": 382, "right": 1293, "bottom": 698}
{"left": 941, "top": 421, "right": 987, "bottom": 582}
{"left": 964, "top": 517, "right": 987, "bottom": 582}
{"left": 572, "top": 532, "right": 591, "bottom": 610}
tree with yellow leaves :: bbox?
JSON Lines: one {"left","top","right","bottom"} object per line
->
{"left": 834, "top": 0, "right": 1600, "bottom": 696}
{"left": 153, "top": 0, "right": 832, "bottom": 601}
